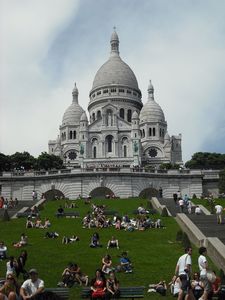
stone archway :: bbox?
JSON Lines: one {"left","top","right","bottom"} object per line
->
{"left": 139, "top": 188, "right": 159, "bottom": 199}
{"left": 90, "top": 187, "right": 114, "bottom": 199}
{"left": 44, "top": 189, "right": 65, "bottom": 201}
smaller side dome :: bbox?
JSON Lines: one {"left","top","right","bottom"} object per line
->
{"left": 62, "top": 83, "right": 84, "bottom": 126}
{"left": 140, "top": 81, "right": 165, "bottom": 123}
{"left": 80, "top": 111, "right": 88, "bottom": 122}
{"left": 132, "top": 110, "right": 139, "bottom": 119}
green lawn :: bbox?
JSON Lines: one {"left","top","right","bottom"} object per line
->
{"left": 0, "top": 198, "right": 217, "bottom": 299}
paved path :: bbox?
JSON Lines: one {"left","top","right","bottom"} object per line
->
{"left": 158, "top": 198, "right": 225, "bottom": 245}
{"left": 0, "top": 201, "right": 35, "bottom": 219}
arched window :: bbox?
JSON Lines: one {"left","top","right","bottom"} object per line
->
{"left": 70, "top": 131, "right": 72, "bottom": 139}
{"left": 153, "top": 128, "right": 156, "bottom": 136}
{"left": 73, "top": 131, "right": 76, "bottom": 139}
{"left": 93, "top": 146, "right": 97, "bottom": 158}
{"left": 159, "top": 128, "right": 162, "bottom": 137}
{"left": 92, "top": 113, "right": 95, "bottom": 121}
{"left": 149, "top": 128, "right": 152, "bottom": 136}
{"left": 120, "top": 108, "right": 124, "bottom": 119}
{"left": 106, "top": 135, "right": 113, "bottom": 152}
{"left": 97, "top": 111, "right": 101, "bottom": 119}
{"left": 143, "top": 129, "right": 145, "bottom": 138}
{"left": 127, "top": 109, "right": 132, "bottom": 122}
{"left": 162, "top": 129, "right": 164, "bottom": 137}
{"left": 123, "top": 145, "right": 127, "bottom": 157}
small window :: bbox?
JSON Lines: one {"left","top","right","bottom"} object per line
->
{"left": 70, "top": 131, "right": 72, "bottom": 139}
{"left": 73, "top": 131, "right": 76, "bottom": 139}
{"left": 82, "top": 135, "right": 84, "bottom": 139}
{"left": 153, "top": 128, "right": 156, "bottom": 136}
{"left": 119, "top": 88, "right": 124, "bottom": 93}
{"left": 135, "top": 133, "right": 137, "bottom": 138}
{"left": 143, "top": 129, "right": 145, "bottom": 138}
{"left": 133, "top": 92, "right": 137, "bottom": 96}
{"left": 52, "top": 148, "right": 54, "bottom": 152}
{"left": 97, "top": 111, "right": 101, "bottom": 119}
{"left": 123, "top": 145, "right": 127, "bottom": 158}
{"left": 92, "top": 93, "right": 95, "bottom": 98}
{"left": 149, "top": 128, "right": 152, "bottom": 136}
{"left": 127, "top": 109, "right": 132, "bottom": 122}
{"left": 111, "top": 88, "right": 116, "bottom": 93}
{"left": 120, "top": 108, "right": 125, "bottom": 119}
{"left": 127, "top": 90, "right": 131, "bottom": 94}
{"left": 103, "top": 89, "right": 108, "bottom": 94}
{"left": 93, "top": 146, "right": 97, "bottom": 158}
{"left": 97, "top": 91, "right": 101, "bottom": 95}
{"left": 92, "top": 113, "right": 95, "bottom": 121}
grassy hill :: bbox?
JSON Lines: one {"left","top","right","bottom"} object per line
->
{"left": 0, "top": 198, "right": 217, "bottom": 299}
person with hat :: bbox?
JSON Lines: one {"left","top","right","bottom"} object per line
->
{"left": 20, "top": 269, "right": 44, "bottom": 300}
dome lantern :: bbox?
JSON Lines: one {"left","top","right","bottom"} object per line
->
{"left": 72, "top": 82, "right": 79, "bottom": 103}
{"left": 110, "top": 27, "right": 119, "bottom": 57}
{"left": 148, "top": 80, "right": 154, "bottom": 100}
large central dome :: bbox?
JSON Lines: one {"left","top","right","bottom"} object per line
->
{"left": 91, "top": 30, "right": 140, "bottom": 91}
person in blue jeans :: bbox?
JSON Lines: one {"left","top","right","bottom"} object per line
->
{"left": 119, "top": 252, "right": 132, "bottom": 273}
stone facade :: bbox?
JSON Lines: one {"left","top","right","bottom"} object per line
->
{"left": 49, "top": 30, "right": 182, "bottom": 168}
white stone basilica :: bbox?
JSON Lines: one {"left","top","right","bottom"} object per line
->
{"left": 48, "top": 30, "right": 182, "bottom": 168}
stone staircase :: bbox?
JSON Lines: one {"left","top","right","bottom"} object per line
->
{"left": 157, "top": 198, "right": 225, "bottom": 245}
{"left": 0, "top": 201, "right": 35, "bottom": 219}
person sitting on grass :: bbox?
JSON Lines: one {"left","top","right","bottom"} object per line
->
{"left": 0, "top": 274, "right": 20, "bottom": 300}
{"left": 56, "top": 206, "right": 64, "bottom": 217}
{"left": 71, "top": 264, "right": 88, "bottom": 286}
{"left": 20, "top": 268, "right": 44, "bottom": 300}
{"left": 90, "top": 232, "right": 102, "bottom": 248}
{"left": 118, "top": 252, "right": 132, "bottom": 273}
{"left": 43, "top": 218, "right": 51, "bottom": 229}
{"left": 191, "top": 272, "right": 203, "bottom": 300}
{"left": 62, "top": 235, "right": 79, "bottom": 244}
{"left": 15, "top": 250, "right": 28, "bottom": 279}
{"left": 60, "top": 263, "right": 75, "bottom": 288}
{"left": 106, "top": 271, "right": 120, "bottom": 299}
{"left": 6, "top": 256, "right": 18, "bottom": 277}
{"left": 102, "top": 255, "right": 113, "bottom": 274}
{"left": 90, "top": 269, "right": 106, "bottom": 299}
{"left": 12, "top": 233, "right": 28, "bottom": 248}
{"left": 35, "top": 218, "right": 43, "bottom": 229}
{"left": 26, "top": 217, "right": 34, "bottom": 229}
{"left": 107, "top": 236, "right": 119, "bottom": 249}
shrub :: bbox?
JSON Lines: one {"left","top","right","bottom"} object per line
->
{"left": 176, "top": 230, "right": 183, "bottom": 242}
{"left": 182, "top": 232, "right": 191, "bottom": 248}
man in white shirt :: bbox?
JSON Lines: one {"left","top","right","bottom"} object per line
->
{"left": 20, "top": 269, "right": 44, "bottom": 300}
{"left": 215, "top": 204, "right": 223, "bottom": 224}
{"left": 174, "top": 247, "right": 195, "bottom": 300}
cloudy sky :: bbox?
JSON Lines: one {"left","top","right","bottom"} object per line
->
{"left": 1, "top": 0, "right": 225, "bottom": 163}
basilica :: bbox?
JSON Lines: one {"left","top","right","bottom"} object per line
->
{"left": 48, "top": 30, "right": 182, "bottom": 168}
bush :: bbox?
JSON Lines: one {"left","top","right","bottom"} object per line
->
{"left": 176, "top": 230, "right": 183, "bottom": 242}
{"left": 182, "top": 232, "right": 191, "bottom": 248}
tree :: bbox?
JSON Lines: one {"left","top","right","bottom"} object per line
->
{"left": 185, "top": 152, "right": 225, "bottom": 169}
{"left": 36, "top": 152, "right": 63, "bottom": 170}
{"left": 0, "top": 153, "right": 11, "bottom": 171}
{"left": 10, "top": 152, "right": 36, "bottom": 171}
{"left": 219, "top": 169, "right": 225, "bottom": 193}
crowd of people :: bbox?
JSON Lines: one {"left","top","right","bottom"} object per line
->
{"left": 0, "top": 197, "right": 18, "bottom": 209}
{"left": 82, "top": 203, "right": 164, "bottom": 231}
